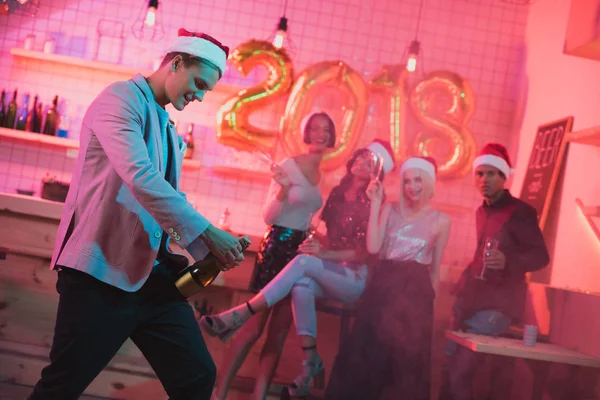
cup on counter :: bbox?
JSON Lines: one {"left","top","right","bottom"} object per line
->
{"left": 43, "top": 38, "right": 56, "bottom": 53}
{"left": 24, "top": 34, "right": 36, "bottom": 50}
{"left": 523, "top": 324, "right": 538, "bottom": 347}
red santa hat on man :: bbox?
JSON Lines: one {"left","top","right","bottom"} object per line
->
{"left": 399, "top": 156, "right": 438, "bottom": 183}
{"left": 366, "top": 139, "right": 395, "bottom": 174}
{"left": 166, "top": 28, "right": 229, "bottom": 77}
{"left": 472, "top": 143, "right": 515, "bottom": 178}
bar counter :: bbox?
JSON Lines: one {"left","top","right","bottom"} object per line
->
{"left": 0, "top": 192, "right": 346, "bottom": 399}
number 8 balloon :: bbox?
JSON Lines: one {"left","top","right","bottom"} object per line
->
{"left": 409, "top": 70, "right": 477, "bottom": 178}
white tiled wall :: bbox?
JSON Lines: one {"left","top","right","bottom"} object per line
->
{"left": 0, "top": 0, "right": 530, "bottom": 267}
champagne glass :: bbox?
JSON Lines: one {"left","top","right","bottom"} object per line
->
{"left": 476, "top": 238, "right": 499, "bottom": 280}
{"left": 306, "top": 213, "right": 322, "bottom": 239}
{"left": 252, "top": 148, "right": 276, "bottom": 169}
{"left": 370, "top": 151, "right": 384, "bottom": 180}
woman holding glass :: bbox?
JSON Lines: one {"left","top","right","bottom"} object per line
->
{"left": 325, "top": 156, "right": 451, "bottom": 400}
{"left": 203, "top": 140, "right": 396, "bottom": 398}
{"left": 210, "top": 112, "right": 335, "bottom": 400}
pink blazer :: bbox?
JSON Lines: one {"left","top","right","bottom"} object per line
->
{"left": 51, "top": 74, "right": 209, "bottom": 291}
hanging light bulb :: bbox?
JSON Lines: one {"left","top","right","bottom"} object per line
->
{"left": 401, "top": 0, "right": 426, "bottom": 92}
{"left": 273, "top": 16, "right": 288, "bottom": 49}
{"left": 145, "top": 0, "right": 158, "bottom": 27}
{"left": 132, "top": 0, "right": 165, "bottom": 42}
{"left": 267, "top": 0, "right": 296, "bottom": 56}
{"left": 406, "top": 40, "right": 420, "bottom": 72}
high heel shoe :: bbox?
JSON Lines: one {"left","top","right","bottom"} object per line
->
{"left": 287, "top": 346, "right": 325, "bottom": 397}
{"left": 199, "top": 302, "right": 256, "bottom": 342}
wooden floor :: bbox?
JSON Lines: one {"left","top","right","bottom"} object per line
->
{"left": 0, "top": 248, "right": 458, "bottom": 400}
{"left": 0, "top": 382, "right": 107, "bottom": 399}
{"left": 0, "top": 380, "right": 315, "bottom": 400}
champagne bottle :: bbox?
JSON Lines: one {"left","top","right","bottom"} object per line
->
{"left": 26, "top": 95, "right": 39, "bottom": 132}
{"left": 34, "top": 102, "right": 43, "bottom": 133}
{"left": 175, "top": 236, "right": 251, "bottom": 298}
{"left": 5, "top": 89, "right": 17, "bottom": 129}
{"left": 15, "top": 93, "right": 29, "bottom": 131}
{"left": 43, "top": 95, "right": 58, "bottom": 135}
{"left": 0, "top": 90, "right": 6, "bottom": 127}
{"left": 184, "top": 123, "right": 194, "bottom": 159}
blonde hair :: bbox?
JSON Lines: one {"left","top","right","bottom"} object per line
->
{"left": 398, "top": 168, "right": 435, "bottom": 214}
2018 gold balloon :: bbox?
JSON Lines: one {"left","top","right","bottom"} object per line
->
{"left": 280, "top": 61, "right": 368, "bottom": 170}
{"left": 370, "top": 64, "right": 410, "bottom": 163}
{"left": 409, "top": 70, "right": 477, "bottom": 179}
{"left": 216, "top": 40, "right": 294, "bottom": 154}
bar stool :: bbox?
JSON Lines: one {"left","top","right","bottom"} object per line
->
{"left": 316, "top": 298, "right": 357, "bottom": 339}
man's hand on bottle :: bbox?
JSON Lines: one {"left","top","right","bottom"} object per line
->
{"left": 200, "top": 225, "right": 244, "bottom": 270}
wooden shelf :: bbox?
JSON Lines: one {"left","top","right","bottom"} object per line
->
{"left": 576, "top": 198, "right": 600, "bottom": 244}
{"left": 0, "top": 127, "right": 79, "bottom": 149}
{"left": 432, "top": 202, "right": 472, "bottom": 216}
{"left": 181, "top": 159, "right": 202, "bottom": 170}
{"left": 565, "top": 126, "right": 600, "bottom": 147}
{"left": 566, "top": 127, "right": 600, "bottom": 247}
{"left": 211, "top": 165, "right": 272, "bottom": 181}
{"left": 10, "top": 48, "right": 242, "bottom": 95}
{"left": 0, "top": 127, "right": 202, "bottom": 171}
{"left": 11, "top": 47, "right": 151, "bottom": 76}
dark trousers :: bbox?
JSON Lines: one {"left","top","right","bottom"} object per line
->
{"left": 439, "top": 310, "right": 513, "bottom": 400}
{"left": 29, "top": 265, "right": 216, "bottom": 400}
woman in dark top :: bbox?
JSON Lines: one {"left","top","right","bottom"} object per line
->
{"left": 201, "top": 144, "right": 393, "bottom": 397}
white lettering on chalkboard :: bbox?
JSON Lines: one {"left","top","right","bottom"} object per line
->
{"left": 529, "top": 126, "right": 564, "bottom": 170}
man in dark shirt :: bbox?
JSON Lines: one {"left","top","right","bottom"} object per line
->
{"left": 439, "top": 143, "right": 550, "bottom": 400}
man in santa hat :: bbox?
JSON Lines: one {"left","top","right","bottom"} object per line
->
{"left": 30, "top": 30, "right": 243, "bottom": 399}
{"left": 439, "top": 143, "right": 550, "bottom": 400}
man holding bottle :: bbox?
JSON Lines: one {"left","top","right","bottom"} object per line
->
{"left": 29, "top": 29, "right": 243, "bottom": 400}
{"left": 439, "top": 143, "right": 550, "bottom": 400}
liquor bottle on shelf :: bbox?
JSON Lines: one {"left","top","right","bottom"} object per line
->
{"left": 34, "top": 101, "right": 43, "bottom": 133}
{"left": 218, "top": 208, "right": 231, "bottom": 231}
{"left": 26, "top": 95, "right": 39, "bottom": 133}
{"left": 5, "top": 89, "right": 17, "bottom": 129}
{"left": 43, "top": 95, "right": 59, "bottom": 135}
{"left": 0, "top": 90, "right": 5, "bottom": 127}
{"left": 15, "top": 93, "right": 30, "bottom": 131}
{"left": 56, "top": 101, "right": 71, "bottom": 138}
{"left": 184, "top": 123, "right": 194, "bottom": 159}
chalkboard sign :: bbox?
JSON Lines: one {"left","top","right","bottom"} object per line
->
{"left": 520, "top": 116, "right": 574, "bottom": 230}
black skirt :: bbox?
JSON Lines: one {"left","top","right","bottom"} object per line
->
{"left": 325, "top": 260, "right": 435, "bottom": 400}
{"left": 248, "top": 225, "right": 306, "bottom": 293}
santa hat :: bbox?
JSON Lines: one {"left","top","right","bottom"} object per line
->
{"left": 367, "top": 139, "right": 395, "bottom": 174}
{"left": 400, "top": 157, "right": 437, "bottom": 182}
{"left": 472, "top": 143, "right": 515, "bottom": 178}
{"left": 166, "top": 28, "right": 229, "bottom": 76}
